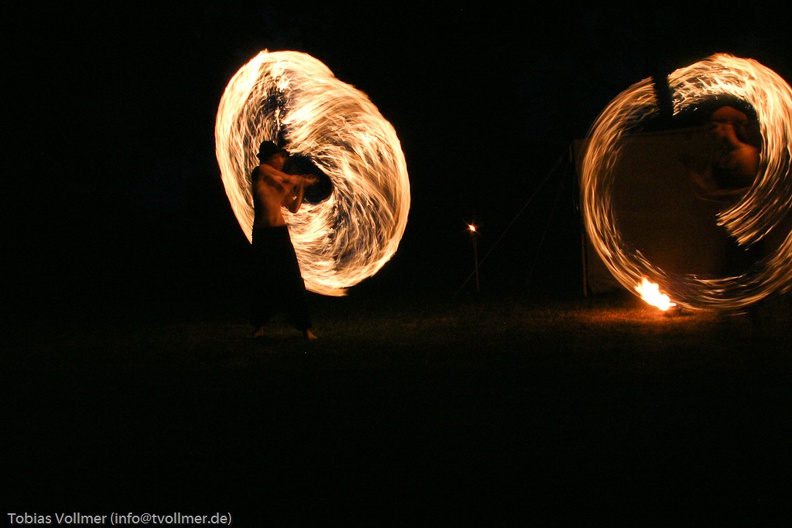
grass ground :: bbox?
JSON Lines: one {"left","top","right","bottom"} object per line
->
{"left": 4, "top": 289, "right": 792, "bottom": 525}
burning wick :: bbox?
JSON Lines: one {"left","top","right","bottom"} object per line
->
{"left": 636, "top": 278, "right": 677, "bottom": 311}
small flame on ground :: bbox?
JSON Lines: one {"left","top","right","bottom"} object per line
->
{"left": 636, "top": 278, "right": 677, "bottom": 311}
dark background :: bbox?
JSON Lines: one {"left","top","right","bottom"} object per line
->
{"left": 5, "top": 3, "right": 792, "bottom": 318}
{"left": 6, "top": 4, "right": 792, "bottom": 525}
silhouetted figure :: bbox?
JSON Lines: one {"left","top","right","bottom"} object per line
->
{"left": 692, "top": 105, "right": 759, "bottom": 201}
{"left": 249, "top": 141, "right": 319, "bottom": 340}
{"left": 691, "top": 105, "right": 762, "bottom": 277}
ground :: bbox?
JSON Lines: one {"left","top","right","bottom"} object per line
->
{"left": 4, "top": 290, "right": 792, "bottom": 525}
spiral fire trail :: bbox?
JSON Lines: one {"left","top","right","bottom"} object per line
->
{"left": 581, "top": 54, "right": 792, "bottom": 311}
{"left": 215, "top": 51, "right": 410, "bottom": 296}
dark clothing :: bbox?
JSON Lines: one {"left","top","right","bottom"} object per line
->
{"left": 249, "top": 225, "right": 312, "bottom": 331}
{"left": 723, "top": 235, "right": 765, "bottom": 277}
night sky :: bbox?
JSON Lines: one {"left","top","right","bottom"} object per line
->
{"left": 6, "top": 3, "right": 792, "bottom": 320}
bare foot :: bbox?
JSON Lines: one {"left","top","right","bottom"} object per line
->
{"left": 252, "top": 326, "right": 266, "bottom": 339}
{"left": 303, "top": 329, "right": 318, "bottom": 340}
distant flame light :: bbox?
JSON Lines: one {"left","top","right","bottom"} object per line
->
{"left": 581, "top": 53, "right": 792, "bottom": 311}
{"left": 636, "top": 278, "right": 676, "bottom": 312}
{"left": 215, "top": 50, "right": 410, "bottom": 296}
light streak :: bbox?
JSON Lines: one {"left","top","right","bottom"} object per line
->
{"left": 581, "top": 54, "right": 792, "bottom": 311}
{"left": 215, "top": 50, "right": 410, "bottom": 296}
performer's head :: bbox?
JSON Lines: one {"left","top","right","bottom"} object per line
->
{"left": 257, "top": 141, "right": 288, "bottom": 165}
{"left": 710, "top": 105, "right": 750, "bottom": 142}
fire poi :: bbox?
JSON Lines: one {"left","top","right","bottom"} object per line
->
{"left": 581, "top": 54, "right": 792, "bottom": 311}
{"left": 215, "top": 50, "right": 410, "bottom": 296}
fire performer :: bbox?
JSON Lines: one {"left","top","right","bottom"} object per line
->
{"left": 691, "top": 105, "right": 762, "bottom": 277}
{"left": 249, "top": 140, "right": 319, "bottom": 340}
{"left": 692, "top": 105, "right": 759, "bottom": 201}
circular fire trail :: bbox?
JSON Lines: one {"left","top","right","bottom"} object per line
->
{"left": 581, "top": 54, "right": 792, "bottom": 311}
{"left": 215, "top": 50, "right": 410, "bottom": 296}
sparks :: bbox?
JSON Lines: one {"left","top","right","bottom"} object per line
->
{"left": 215, "top": 50, "right": 411, "bottom": 296}
{"left": 581, "top": 53, "right": 792, "bottom": 311}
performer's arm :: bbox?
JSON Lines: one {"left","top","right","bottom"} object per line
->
{"left": 283, "top": 182, "right": 305, "bottom": 213}
{"left": 285, "top": 175, "right": 318, "bottom": 213}
{"left": 259, "top": 164, "right": 303, "bottom": 187}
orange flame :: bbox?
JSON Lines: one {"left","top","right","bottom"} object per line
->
{"left": 635, "top": 278, "right": 676, "bottom": 311}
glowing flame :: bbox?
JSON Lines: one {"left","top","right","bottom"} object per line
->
{"left": 581, "top": 53, "right": 792, "bottom": 311}
{"left": 215, "top": 50, "right": 411, "bottom": 296}
{"left": 636, "top": 278, "right": 676, "bottom": 311}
